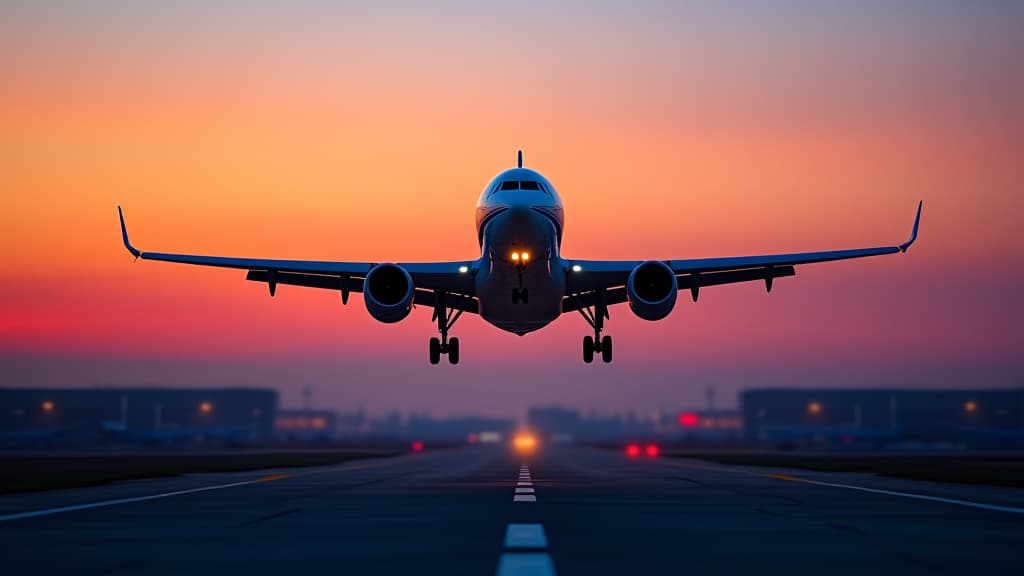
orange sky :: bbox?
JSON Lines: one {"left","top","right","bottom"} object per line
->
{"left": 2, "top": 2, "right": 1021, "bottom": 414}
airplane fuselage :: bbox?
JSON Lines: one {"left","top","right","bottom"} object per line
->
{"left": 475, "top": 167, "right": 565, "bottom": 335}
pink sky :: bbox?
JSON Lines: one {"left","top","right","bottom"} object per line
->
{"left": 2, "top": 2, "right": 1021, "bottom": 416}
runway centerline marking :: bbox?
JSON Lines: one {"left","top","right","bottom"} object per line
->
{"left": 662, "top": 458, "right": 1024, "bottom": 515}
{"left": 496, "top": 553, "right": 556, "bottom": 576}
{"left": 517, "top": 481, "right": 533, "bottom": 486}
{"left": 515, "top": 487, "right": 535, "bottom": 493}
{"left": 504, "top": 523, "right": 548, "bottom": 548}
{"left": 514, "top": 494, "right": 537, "bottom": 502}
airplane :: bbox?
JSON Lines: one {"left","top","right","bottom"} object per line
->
{"left": 119, "top": 150, "right": 921, "bottom": 365}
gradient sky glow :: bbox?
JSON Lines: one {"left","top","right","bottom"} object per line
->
{"left": 2, "top": 1, "right": 1022, "bottom": 416}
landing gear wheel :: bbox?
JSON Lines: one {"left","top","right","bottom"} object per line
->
{"left": 601, "top": 335, "right": 613, "bottom": 363}
{"left": 429, "top": 337, "right": 441, "bottom": 365}
{"left": 448, "top": 337, "right": 460, "bottom": 365}
{"left": 583, "top": 336, "right": 594, "bottom": 364}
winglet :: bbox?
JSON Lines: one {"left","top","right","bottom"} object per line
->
{"left": 118, "top": 206, "right": 141, "bottom": 259}
{"left": 899, "top": 201, "right": 922, "bottom": 253}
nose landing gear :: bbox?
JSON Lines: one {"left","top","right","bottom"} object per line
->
{"left": 512, "top": 287, "right": 529, "bottom": 304}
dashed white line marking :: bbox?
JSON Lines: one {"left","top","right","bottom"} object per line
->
{"left": 503, "top": 523, "right": 548, "bottom": 548}
{"left": 515, "top": 487, "right": 535, "bottom": 493}
{"left": 513, "top": 494, "right": 537, "bottom": 502}
{"left": 517, "top": 482, "right": 533, "bottom": 487}
{"left": 496, "top": 553, "right": 556, "bottom": 576}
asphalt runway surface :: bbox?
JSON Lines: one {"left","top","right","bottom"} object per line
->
{"left": 0, "top": 445, "right": 1021, "bottom": 575}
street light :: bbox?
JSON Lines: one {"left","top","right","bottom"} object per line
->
{"left": 199, "top": 401, "right": 213, "bottom": 414}
{"left": 807, "top": 401, "right": 822, "bottom": 415}
{"left": 41, "top": 400, "right": 54, "bottom": 413}
{"left": 964, "top": 400, "right": 978, "bottom": 414}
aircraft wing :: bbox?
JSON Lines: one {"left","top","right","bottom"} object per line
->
{"left": 118, "top": 207, "right": 479, "bottom": 312}
{"left": 563, "top": 201, "right": 921, "bottom": 309}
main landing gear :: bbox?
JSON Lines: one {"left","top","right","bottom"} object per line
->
{"left": 430, "top": 292, "right": 463, "bottom": 365}
{"left": 577, "top": 291, "right": 613, "bottom": 364}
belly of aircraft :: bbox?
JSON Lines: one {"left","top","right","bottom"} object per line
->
{"left": 476, "top": 259, "right": 563, "bottom": 335}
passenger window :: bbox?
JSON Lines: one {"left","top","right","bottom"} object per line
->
{"left": 501, "top": 181, "right": 520, "bottom": 191}
{"left": 520, "top": 181, "right": 539, "bottom": 190}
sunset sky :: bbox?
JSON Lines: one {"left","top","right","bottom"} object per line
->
{"left": 2, "top": 1, "right": 1022, "bottom": 417}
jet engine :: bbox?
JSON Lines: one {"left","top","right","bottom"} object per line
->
{"left": 626, "top": 260, "right": 678, "bottom": 321}
{"left": 364, "top": 263, "right": 414, "bottom": 323}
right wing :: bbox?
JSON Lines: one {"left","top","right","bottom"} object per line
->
{"left": 118, "top": 207, "right": 479, "bottom": 313}
{"left": 563, "top": 201, "right": 921, "bottom": 311}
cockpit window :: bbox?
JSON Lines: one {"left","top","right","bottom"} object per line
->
{"left": 520, "top": 181, "right": 539, "bottom": 190}
{"left": 501, "top": 180, "right": 520, "bottom": 191}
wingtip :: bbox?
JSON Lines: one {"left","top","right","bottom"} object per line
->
{"left": 899, "top": 200, "right": 922, "bottom": 253}
{"left": 118, "top": 205, "right": 141, "bottom": 258}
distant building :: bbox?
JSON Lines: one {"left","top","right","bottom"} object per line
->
{"left": 276, "top": 410, "right": 337, "bottom": 441}
{"left": 741, "top": 388, "right": 1024, "bottom": 447}
{"left": 0, "top": 388, "right": 277, "bottom": 448}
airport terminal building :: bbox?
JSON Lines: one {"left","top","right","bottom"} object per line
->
{"left": 741, "top": 388, "right": 1024, "bottom": 448}
{"left": 0, "top": 388, "right": 278, "bottom": 448}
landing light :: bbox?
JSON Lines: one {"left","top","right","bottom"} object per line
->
{"left": 511, "top": 252, "right": 520, "bottom": 261}
{"left": 458, "top": 265, "right": 469, "bottom": 273}
{"left": 571, "top": 264, "right": 582, "bottom": 272}
{"left": 521, "top": 252, "right": 530, "bottom": 262}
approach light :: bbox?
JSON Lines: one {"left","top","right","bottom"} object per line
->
{"left": 513, "top": 432, "right": 538, "bottom": 454}
{"left": 411, "top": 440, "right": 424, "bottom": 452}
{"left": 571, "top": 264, "right": 582, "bottom": 272}
{"left": 511, "top": 252, "right": 520, "bottom": 261}
{"left": 645, "top": 444, "right": 660, "bottom": 458}
{"left": 625, "top": 443, "right": 641, "bottom": 458}
{"left": 459, "top": 265, "right": 469, "bottom": 273}
{"left": 41, "top": 401, "right": 54, "bottom": 413}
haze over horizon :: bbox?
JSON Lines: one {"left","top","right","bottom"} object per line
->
{"left": 3, "top": 1, "right": 1022, "bottom": 417}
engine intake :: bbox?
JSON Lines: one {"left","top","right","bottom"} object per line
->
{"left": 364, "top": 263, "right": 414, "bottom": 323}
{"left": 627, "top": 261, "right": 678, "bottom": 321}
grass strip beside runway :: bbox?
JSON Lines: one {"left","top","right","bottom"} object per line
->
{"left": 0, "top": 450, "right": 401, "bottom": 494}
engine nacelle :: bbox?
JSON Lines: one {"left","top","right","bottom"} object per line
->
{"left": 363, "top": 263, "right": 414, "bottom": 323}
{"left": 626, "top": 260, "right": 678, "bottom": 321}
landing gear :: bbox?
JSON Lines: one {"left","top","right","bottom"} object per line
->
{"left": 430, "top": 292, "right": 464, "bottom": 365}
{"left": 576, "top": 290, "right": 613, "bottom": 364}
{"left": 512, "top": 287, "right": 529, "bottom": 304}
{"left": 582, "top": 334, "right": 613, "bottom": 364}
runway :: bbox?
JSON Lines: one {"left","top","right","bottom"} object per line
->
{"left": 0, "top": 445, "right": 1021, "bottom": 575}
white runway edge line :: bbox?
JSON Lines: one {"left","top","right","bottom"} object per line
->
{"left": 783, "top": 475, "right": 1024, "bottom": 515}
{"left": 0, "top": 477, "right": 277, "bottom": 523}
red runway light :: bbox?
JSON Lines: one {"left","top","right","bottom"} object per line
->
{"left": 411, "top": 441, "right": 424, "bottom": 452}
{"left": 679, "top": 412, "right": 699, "bottom": 428}
{"left": 645, "top": 444, "right": 660, "bottom": 458}
{"left": 626, "top": 443, "right": 641, "bottom": 458}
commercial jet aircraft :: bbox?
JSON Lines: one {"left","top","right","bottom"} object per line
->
{"left": 119, "top": 151, "right": 921, "bottom": 365}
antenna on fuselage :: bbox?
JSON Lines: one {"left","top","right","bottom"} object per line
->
{"left": 517, "top": 150, "right": 522, "bottom": 168}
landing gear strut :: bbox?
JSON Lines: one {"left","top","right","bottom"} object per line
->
{"left": 577, "top": 290, "right": 613, "bottom": 364}
{"left": 430, "top": 292, "right": 463, "bottom": 365}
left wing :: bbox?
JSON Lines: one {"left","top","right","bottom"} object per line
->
{"left": 563, "top": 201, "right": 921, "bottom": 311}
{"left": 118, "top": 207, "right": 479, "bottom": 312}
